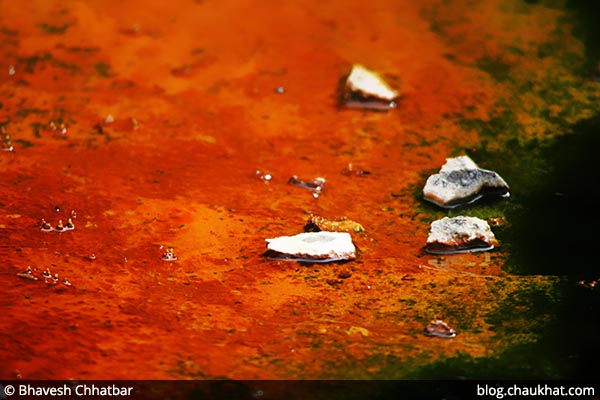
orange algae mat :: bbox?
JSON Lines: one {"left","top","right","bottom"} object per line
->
{"left": 0, "top": 0, "right": 598, "bottom": 379}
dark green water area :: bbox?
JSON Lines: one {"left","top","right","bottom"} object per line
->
{"left": 419, "top": 116, "right": 600, "bottom": 380}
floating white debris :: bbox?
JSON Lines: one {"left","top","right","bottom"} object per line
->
{"left": 425, "top": 216, "right": 498, "bottom": 254}
{"left": 423, "top": 155, "right": 509, "bottom": 208}
{"left": 265, "top": 231, "right": 356, "bottom": 262}
{"left": 341, "top": 64, "right": 399, "bottom": 110}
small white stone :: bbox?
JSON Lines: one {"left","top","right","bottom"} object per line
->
{"left": 426, "top": 216, "right": 498, "bottom": 254}
{"left": 265, "top": 231, "right": 356, "bottom": 261}
{"left": 346, "top": 64, "right": 398, "bottom": 101}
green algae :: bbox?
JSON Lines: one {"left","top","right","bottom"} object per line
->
{"left": 567, "top": 0, "right": 600, "bottom": 72}
{"left": 18, "top": 52, "right": 80, "bottom": 74}
{"left": 407, "top": 100, "right": 600, "bottom": 381}
{"left": 476, "top": 56, "right": 513, "bottom": 82}
{"left": 307, "top": 273, "right": 587, "bottom": 380}
{"left": 405, "top": 0, "right": 600, "bottom": 368}
{"left": 95, "top": 62, "right": 112, "bottom": 78}
{"left": 14, "top": 139, "right": 33, "bottom": 148}
{"left": 38, "top": 23, "right": 71, "bottom": 34}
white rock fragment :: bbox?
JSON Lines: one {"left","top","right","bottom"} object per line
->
{"left": 425, "top": 216, "right": 498, "bottom": 254}
{"left": 439, "top": 155, "right": 479, "bottom": 172}
{"left": 265, "top": 231, "right": 356, "bottom": 262}
{"left": 423, "top": 155, "right": 510, "bottom": 208}
{"left": 345, "top": 64, "right": 399, "bottom": 101}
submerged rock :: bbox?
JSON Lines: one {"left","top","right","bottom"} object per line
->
{"left": 425, "top": 216, "right": 498, "bottom": 254}
{"left": 423, "top": 155, "right": 509, "bottom": 208}
{"left": 424, "top": 320, "right": 456, "bottom": 338}
{"left": 265, "top": 231, "right": 356, "bottom": 262}
{"left": 340, "top": 64, "right": 399, "bottom": 110}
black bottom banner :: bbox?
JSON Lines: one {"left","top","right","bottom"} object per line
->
{"left": 0, "top": 380, "right": 597, "bottom": 400}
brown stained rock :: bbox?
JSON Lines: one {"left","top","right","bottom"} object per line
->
{"left": 304, "top": 215, "right": 364, "bottom": 233}
{"left": 425, "top": 320, "right": 457, "bottom": 338}
{"left": 425, "top": 216, "right": 499, "bottom": 254}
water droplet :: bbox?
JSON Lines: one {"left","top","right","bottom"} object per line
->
{"left": 1, "top": 127, "right": 14, "bottom": 152}
{"left": 17, "top": 266, "right": 38, "bottom": 281}
{"left": 162, "top": 247, "right": 178, "bottom": 261}
{"left": 40, "top": 219, "right": 53, "bottom": 232}
{"left": 255, "top": 170, "right": 273, "bottom": 182}
{"left": 64, "top": 218, "right": 75, "bottom": 230}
